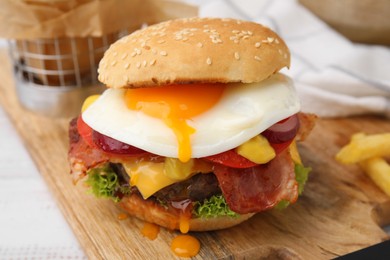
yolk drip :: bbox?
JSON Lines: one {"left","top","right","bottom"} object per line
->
{"left": 171, "top": 199, "right": 192, "bottom": 234}
{"left": 141, "top": 222, "right": 160, "bottom": 240}
{"left": 125, "top": 84, "right": 225, "bottom": 162}
{"left": 179, "top": 214, "right": 190, "bottom": 234}
{"left": 117, "top": 213, "right": 128, "bottom": 220}
{"left": 171, "top": 235, "right": 200, "bottom": 258}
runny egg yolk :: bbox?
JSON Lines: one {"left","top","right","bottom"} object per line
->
{"left": 125, "top": 84, "right": 225, "bottom": 162}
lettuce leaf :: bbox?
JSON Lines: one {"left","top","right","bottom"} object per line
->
{"left": 85, "top": 165, "right": 121, "bottom": 202}
{"left": 295, "top": 163, "right": 311, "bottom": 195}
{"left": 274, "top": 199, "right": 290, "bottom": 210}
{"left": 194, "top": 194, "right": 238, "bottom": 218}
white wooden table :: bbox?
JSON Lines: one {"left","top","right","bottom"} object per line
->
{"left": 0, "top": 106, "right": 86, "bottom": 258}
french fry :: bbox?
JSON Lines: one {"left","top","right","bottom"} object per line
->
{"left": 335, "top": 132, "right": 390, "bottom": 164}
{"left": 359, "top": 157, "right": 390, "bottom": 197}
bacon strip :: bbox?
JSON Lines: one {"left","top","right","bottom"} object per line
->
{"left": 213, "top": 149, "right": 298, "bottom": 214}
{"left": 297, "top": 112, "right": 317, "bottom": 141}
{"left": 68, "top": 118, "right": 109, "bottom": 181}
{"left": 68, "top": 118, "right": 157, "bottom": 180}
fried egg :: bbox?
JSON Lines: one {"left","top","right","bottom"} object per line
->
{"left": 82, "top": 73, "right": 300, "bottom": 161}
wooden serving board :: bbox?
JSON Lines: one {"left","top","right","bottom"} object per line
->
{"left": 0, "top": 49, "right": 389, "bottom": 259}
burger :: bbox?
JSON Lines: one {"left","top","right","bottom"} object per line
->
{"left": 68, "top": 17, "right": 316, "bottom": 233}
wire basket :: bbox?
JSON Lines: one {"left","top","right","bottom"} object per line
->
{"left": 8, "top": 30, "right": 128, "bottom": 117}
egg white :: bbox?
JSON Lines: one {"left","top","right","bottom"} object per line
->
{"left": 82, "top": 73, "right": 300, "bottom": 158}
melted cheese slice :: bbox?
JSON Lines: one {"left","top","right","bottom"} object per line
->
{"left": 123, "top": 161, "right": 175, "bottom": 199}
{"left": 122, "top": 159, "right": 212, "bottom": 199}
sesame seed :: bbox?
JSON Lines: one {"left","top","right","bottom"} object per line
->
{"left": 197, "top": 42, "right": 203, "bottom": 48}
{"left": 234, "top": 52, "right": 240, "bottom": 60}
{"left": 136, "top": 49, "right": 142, "bottom": 55}
{"left": 254, "top": 56, "right": 261, "bottom": 61}
{"left": 255, "top": 42, "right": 261, "bottom": 48}
{"left": 149, "top": 59, "right": 156, "bottom": 66}
{"left": 284, "top": 53, "right": 288, "bottom": 59}
{"left": 243, "top": 35, "right": 250, "bottom": 40}
{"left": 206, "top": 57, "right": 212, "bottom": 65}
{"left": 131, "top": 52, "right": 137, "bottom": 57}
{"left": 123, "top": 75, "right": 129, "bottom": 81}
{"left": 152, "top": 49, "right": 157, "bottom": 55}
{"left": 267, "top": 37, "right": 274, "bottom": 43}
{"left": 160, "top": 51, "right": 167, "bottom": 56}
{"left": 121, "top": 53, "right": 128, "bottom": 60}
{"left": 136, "top": 62, "right": 141, "bottom": 68}
{"left": 124, "top": 63, "right": 130, "bottom": 69}
{"left": 275, "top": 39, "right": 280, "bottom": 44}
{"left": 112, "top": 51, "right": 118, "bottom": 56}
{"left": 278, "top": 49, "right": 283, "bottom": 55}
{"left": 142, "top": 60, "right": 147, "bottom": 67}
{"left": 157, "top": 40, "right": 165, "bottom": 44}
{"left": 111, "top": 61, "right": 117, "bottom": 66}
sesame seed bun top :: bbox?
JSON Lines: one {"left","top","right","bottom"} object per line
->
{"left": 98, "top": 17, "right": 290, "bottom": 88}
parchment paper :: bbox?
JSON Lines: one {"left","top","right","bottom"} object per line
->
{"left": 0, "top": 0, "right": 198, "bottom": 39}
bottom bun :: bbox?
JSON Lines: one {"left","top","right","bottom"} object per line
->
{"left": 188, "top": 213, "right": 255, "bottom": 232}
{"left": 118, "top": 193, "right": 254, "bottom": 232}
